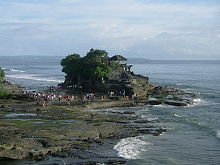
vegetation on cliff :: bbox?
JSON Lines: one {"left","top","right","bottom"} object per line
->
{"left": 0, "top": 67, "right": 5, "bottom": 82}
{"left": 0, "top": 89, "right": 9, "bottom": 99}
{"left": 0, "top": 67, "right": 10, "bottom": 98}
{"left": 60, "top": 49, "right": 151, "bottom": 96}
{"left": 60, "top": 48, "right": 113, "bottom": 88}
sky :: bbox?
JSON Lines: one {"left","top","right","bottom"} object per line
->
{"left": 0, "top": 0, "right": 219, "bottom": 60}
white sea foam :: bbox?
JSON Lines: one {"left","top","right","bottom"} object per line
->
{"left": 6, "top": 74, "right": 63, "bottom": 83}
{"left": 140, "top": 107, "right": 148, "bottom": 111}
{"left": 147, "top": 117, "right": 158, "bottom": 121}
{"left": 174, "top": 113, "right": 181, "bottom": 117}
{"left": 114, "top": 136, "right": 153, "bottom": 159}
{"left": 216, "top": 130, "right": 220, "bottom": 139}
{"left": 10, "top": 69, "right": 26, "bottom": 72}
{"left": 175, "top": 84, "right": 182, "bottom": 87}
{"left": 186, "top": 98, "right": 206, "bottom": 107}
{"left": 193, "top": 98, "right": 202, "bottom": 103}
{"left": 153, "top": 104, "right": 163, "bottom": 107}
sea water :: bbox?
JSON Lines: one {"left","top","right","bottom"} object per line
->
{"left": 0, "top": 56, "right": 65, "bottom": 91}
{"left": 117, "top": 60, "right": 220, "bottom": 165}
{"left": 0, "top": 56, "right": 220, "bottom": 165}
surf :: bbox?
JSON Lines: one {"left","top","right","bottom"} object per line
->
{"left": 114, "top": 136, "right": 153, "bottom": 159}
{"left": 5, "top": 74, "right": 63, "bottom": 83}
{"left": 216, "top": 130, "right": 220, "bottom": 139}
{"left": 10, "top": 69, "right": 26, "bottom": 73}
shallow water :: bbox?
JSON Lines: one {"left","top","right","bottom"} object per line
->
{"left": 5, "top": 113, "right": 37, "bottom": 118}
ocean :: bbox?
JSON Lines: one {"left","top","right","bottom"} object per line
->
{"left": 0, "top": 56, "right": 65, "bottom": 91}
{"left": 0, "top": 56, "right": 220, "bottom": 165}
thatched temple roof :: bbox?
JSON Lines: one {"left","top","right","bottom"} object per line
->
{"left": 109, "top": 55, "right": 127, "bottom": 61}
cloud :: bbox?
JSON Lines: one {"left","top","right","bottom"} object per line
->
{"left": 182, "top": 48, "right": 193, "bottom": 54}
{"left": 0, "top": 0, "right": 219, "bottom": 59}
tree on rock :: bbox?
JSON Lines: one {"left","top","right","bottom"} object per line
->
{"left": 82, "top": 49, "right": 111, "bottom": 80}
{"left": 60, "top": 53, "right": 81, "bottom": 75}
{"left": 60, "top": 49, "right": 111, "bottom": 90}
{"left": 60, "top": 53, "right": 82, "bottom": 85}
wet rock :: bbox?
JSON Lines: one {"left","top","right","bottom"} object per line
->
{"left": 33, "top": 155, "right": 49, "bottom": 161}
{"left": 150, "top": 130, "right": 160, "bottom": 136}
{"left": 107, "top": 160, "right": 127, "bottom": 164}
{"left": 123, "top": 111, "right": 135, "bottom": 115}
{"left": 164, "top": 100, "right": 188, "bottom": 106}
{"left": 147, "top": 86, "right": 197, "bottom": 106}
{"left": 134, "top": 119, "right": 160, "bottom": 124}
{"left": 137, "top": 128, "right": 151, "bottom": 134}
{"left": 137, "top": 127, "right": 167, "bottom": 136}
{"left": 0, "top": 147, "right": 29, "bottom": 160}
{"left": 36, "top": 108, "right": 42, "bottom": 116}
{"left": 0, "top": 104, "right": 9, "bottom": 109}
{"left": 147, "top": 100, "right": 162, "bottom": 105}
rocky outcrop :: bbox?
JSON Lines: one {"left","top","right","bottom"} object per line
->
{"left": 63, "top": 63, "right": 151, "bottom": 98}
{"left": 147, "top": 86, "right": 197, "bottom": 106}
{"left": 101, "top": 66, "right": 150, "bottom": 98}
{"left": 0, "top": 98, "right": 168, "bottom": 163}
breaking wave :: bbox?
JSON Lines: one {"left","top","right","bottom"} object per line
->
{"left": 216, "top": 130, "right": 220, "bottom": 139}
{"left": 114, "top": 136, "right": 153, "bottom": 159}
{"left": 6, "top": 74, "right": 63, "bottom": 83}
{"left": 10, "top": 69, "right": 26, "bottom": 72}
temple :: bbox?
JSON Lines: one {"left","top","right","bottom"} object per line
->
{"left": 63, "top": 54, "right": 150, "bottom": 99}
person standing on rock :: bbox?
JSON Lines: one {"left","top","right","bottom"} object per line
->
{"left": 58, "top": 95, "right": 62, "bottom": 102}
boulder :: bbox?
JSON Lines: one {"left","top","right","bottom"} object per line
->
{"left": 147, "top": 98, "right": 162, "bottom": 105}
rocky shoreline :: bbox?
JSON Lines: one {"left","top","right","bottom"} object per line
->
{"left": 0, "top": 99, "right": 168, "bottom": 164}
{"left": 0, "top": 82, "right": 196, "bottom": 164}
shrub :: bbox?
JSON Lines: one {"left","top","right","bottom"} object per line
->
{"left": 0, "top": 89, "right": 10, "bottom": 99}
{"left": 0, "top": 68, "right": 5, "bottom": 82}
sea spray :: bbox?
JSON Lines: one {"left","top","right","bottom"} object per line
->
{"left": 216, "top": 130, "right": 220, "bottom": 139}
{"left": 114, "top": 136, "right": 153, "bottom": 159}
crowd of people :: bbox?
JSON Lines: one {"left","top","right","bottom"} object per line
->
{"left": 21, "top": 85, "right": 134, "bottom": 107}
{"left": 22, "top": 90, "right": 110, "bottom": 107}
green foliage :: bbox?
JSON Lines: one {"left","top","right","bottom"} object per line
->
{"left": 93, "top": 64, "right": 111, "bottom": 80}
{"left": 84, "top": 49, "right": 108, "bottom": 60}
{"left": 0, "top": 68, "right": 5, "bottom": 82}
{"left": 0, "top": 89, "right": 10, "bottom": 99}
{"left": 61, "top": 49, "right": 112, "bottom": 84}
{"left": 110, "top": 61, "right": 120, "bottom": 68}
{"left": 60, "top": 53, "right": 81, "bottom": 75}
